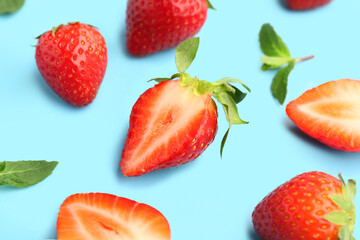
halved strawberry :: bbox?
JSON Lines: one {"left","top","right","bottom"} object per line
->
{"left": 120, "top": 38, "right": 250, "bottom": 176}
{"left": 286, "top": 79, "right": 360, "bottom": 152}
{"left": 121, "top": 79, "right": 218, "bottom": 176}
{"left": 57, "top": 193, "right": 171, "bottom": 240}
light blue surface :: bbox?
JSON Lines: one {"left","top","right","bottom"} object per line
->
{"left": 1, "top": 0, "right": 360, "bottom": 239}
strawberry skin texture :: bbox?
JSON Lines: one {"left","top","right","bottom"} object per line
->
{"left": 35, "top": 23, "right": 107, "bottom": 107}
{"left": 286, "top": 79, "right": 360, "bottom": 152}
{"left": 57, "top": 193, "right": 171, "bottom": 240}
{"left": 285, "top": 0, "right": 331, "bottom": 10}
{"left": 252, "top": 171, "right": 342, "bottom": 240}
{"left": 121, "top": 80, "right": 218, "bottom": 177}
{"left": 126, "top": 0, "right": 208, "bottom": 56}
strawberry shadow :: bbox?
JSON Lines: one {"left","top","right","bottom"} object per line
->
{"left": 278, "top": 0, "right": 287, "bottom": 8}
{"left": 247, "top": 225, "right": 262, "bottom": 240}
{"left": 119, "top": 28, "right": 132, "bottom": 58}
{"left": 33, "top": 70, "right": 83, "bottom": 110}
{"left": 45, "top": 214, "right": 57, "bottom": 240}
{"left": 114, "top": 125, "right": 199, "bottom": 187}
{"left": 285, "top": 122, "right": 338, "bottom": 152}
{"left": 284, "top": 119, "right": 360, "bottom": 158}
{"left": 119, "top": 28, "right": 176, "bottom": 59}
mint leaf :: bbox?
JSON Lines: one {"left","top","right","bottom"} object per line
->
{"left": 206, "top": 0, "right": 215, "bottom": 10}
{"left": 271, "top": 60, "right": 295, "bottom": 104}
{"left": 259, "top": 23, "right": 291, "bottom": 58}
{"left": 259, "top": 23, "right": 314, "bottom": 105}
{"left": 0, "top": 0, "right": 24, "bottom": 14}
{"left": 260, "top": 56, "right": 292, "bottom": 70}
{"left": 175, "top": 37, "right": 199, "bottom": 73}
{"left": 0, "top": 160, "right": 58, "bottom": 187}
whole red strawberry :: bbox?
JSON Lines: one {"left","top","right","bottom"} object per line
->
{"left": 126, "top": 0, "right": 213, "bottom": 56}
{"left": 35, "top": 22, "right": 107, "bottom": 107}
{"left": 120, "top": 38, "right": 250, "bottom": 176}
{"left": 252, "top": 171, "right": 356, "bottom": 240}
{"left": 285, "top": 0, "right": 331, "bottom": 10}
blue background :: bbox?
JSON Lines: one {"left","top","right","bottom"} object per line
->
{"left": 1, "top": 0, "right": 360, "bottom": 239}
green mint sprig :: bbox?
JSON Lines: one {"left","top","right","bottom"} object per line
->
{"left": 0, "top": 160, "right": 58, "bottom": 187}
{"left": 259, "top": 23, "right": 314, "bottom": 104}
{"left": 0, "top": 0, "right": 25, "bottom": 14}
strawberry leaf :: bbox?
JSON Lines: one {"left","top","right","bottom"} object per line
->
{"left": 220, "top": 127, "right": 230, "bottom": 158}
{"left": 213, "top": 91, "right": 248, "bottom": 157}
{"left": 259, "top": 23, "right": 291, "bottom": 58}
{"left": 228, "top": 85, "right": 247, "bottom": 104}
{"left": 148, "top": 77, "right": 171, "bottom": 83}
{"left": 0, "top": 160, "right": 58, "bottom": 188}
{"left": 175, "top": 37, "right": 200, "bottom": 73}
{"left": 206, "top": 0, "right": 215, "bottom": 9}
{"left": 52, "top": 24, "right": 64, "bottom": 37}
{"left": 330, "top": 194, "right": 349, "bottom": 210}
{"left": 216, "top": 77, "right": 251, "bottom": 92}
{"left": 339, "top": 225, "right": 353, "bottom": 240}
{"left": 271, "top": 60, "right": 295, "bottom": 104}
{"left": 324, "top": 210, "right": 349, "bottom": 225}
{"left": 0, "top": 0, "right": 24, "bottom": 14}
{"left": 325, "top": 174, "right": 356, "bottom": 240}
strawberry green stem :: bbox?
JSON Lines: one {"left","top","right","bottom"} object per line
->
{"left": 324, "top": 174, "right": 356, "bottom": 240}
{"left": 152, "top": 37, "right": 250, "bottom": 157}
{"left": 294, "top": 54, "right": 315, "bottom": 63}
{"left": 206, "top": 0, "right": 215, "bottom": 9}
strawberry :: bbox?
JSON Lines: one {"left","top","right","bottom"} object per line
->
{"left": 126, "top": 0, "right": 214, "bottom": 56}
{"left": 285, "top": 0, "right": 331, "bottom": 10}
{"left": 121, "top": 37, "right": 250, "bottom": 176}
{"left": 57, "top": 193, "right": 171, "bottom": 240}
{"left": 35, "top": 22, "right": 107, "bottom": 107}
{"left": 286, "top": 79, "right": 360, "bottom": 152}
{"left": 252, "top": 171, "right": 356, "bottom": 240}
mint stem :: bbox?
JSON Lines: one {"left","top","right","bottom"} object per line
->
{"left": 295, "top": 55, "right": 315, "bottom": 63}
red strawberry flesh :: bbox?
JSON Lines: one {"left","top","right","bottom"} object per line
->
{"left": 121, "top": 80, "right": 218, "bottom": 176}
{"left": 57, "top": 193, "right": 171, "bottom": 240}
{"left": 286, "top": 79, "right": 360, "bottom": 152}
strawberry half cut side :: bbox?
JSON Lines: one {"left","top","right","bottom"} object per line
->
{"left": 57, "top": 193, "right": 171, "bottom": 240}
{"left": 286, "top": 79, "right": 360, "bottom": 152}
{"left": 120, "top": 38, "right": 250, "bottom": 176}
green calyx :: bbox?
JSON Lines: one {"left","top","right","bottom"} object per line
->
{"left": 150, "top": 37, "right": 250, "bottom": 157}
{"left": 36, "top": 22, "right": 83, "bottom": 40}
{"left": 323, "top": 174, "right": 356, "bottom": 240}
{"left": 206, "top": 0, "right": 215, "bottom": 10}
